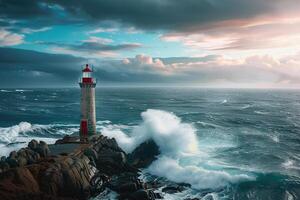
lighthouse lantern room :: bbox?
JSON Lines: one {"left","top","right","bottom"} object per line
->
{"left": 79, "top": 64, "right": 96, "bottom": 141}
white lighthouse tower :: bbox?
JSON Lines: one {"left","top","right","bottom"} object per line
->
{"left": 79, "top": 64, "right": 96, "bottom": 141}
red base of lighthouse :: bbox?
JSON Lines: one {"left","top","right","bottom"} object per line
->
{"left": 80, "top": 120, "right": 88, "bottom": 139}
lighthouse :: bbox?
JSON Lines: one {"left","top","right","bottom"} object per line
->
{"left": 79, "top": 64, "right": 96, "bottom": 141}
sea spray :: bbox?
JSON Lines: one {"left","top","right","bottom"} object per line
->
{"left": 147, "top": 156, "right": 253, "bottom": 189}
{"left": 102, "top": 109, "right": 255, "bottom": 190}
{"left": 0, "top": 122, "right": 76, "bottom": 156}
{"left": 0, "top": 122, "right": 33, "bottom": 143}
{"left": 101, "top": 109, "right": 198, "bottom": 155}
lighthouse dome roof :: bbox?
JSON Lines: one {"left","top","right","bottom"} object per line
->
{"left": 82, "top": 64, "right": 92, "bottom": 72}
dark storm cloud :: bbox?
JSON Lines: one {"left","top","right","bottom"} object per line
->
{"left": 0, "top": 47, "right": 168, "bottom": 87}
{"left": 40, "top": 40, "right": 141, "bottom": 54}
{"left": 0, "top": 47, "right": 84, "bottom": 87}
{"left": 0, "top": 0, "right": 294, "bottom": 31}
{"left": 1, "top": 48, "right": 300, "bottom": 88}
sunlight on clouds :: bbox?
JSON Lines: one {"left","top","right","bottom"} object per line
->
{"left": 0, "top": 29, "right": 23, "bottom": 46}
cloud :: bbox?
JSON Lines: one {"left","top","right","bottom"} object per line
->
{"left": 1, "top": 47, "right": 300, "bottom": 88}
{"left": 1, "top": 0, "right": 300, "bottom": 55}
{"left": 161, "top": 15, "right": 300, "bottom": 54}
{"left": 0, "top": 0, "right": 298, "bottom": 31}
{"left": 87, "top": 27, "right": 118, "bottom": 34}
{"left": 0, "top": 29, "right": 24, "bottom": 46}
{"left": 38, "top": 36, "right": 142, "bottom": 57}
{"left": 21, "top": 26, "right": 52, "bottom": 34}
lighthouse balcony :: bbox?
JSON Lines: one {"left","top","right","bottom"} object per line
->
{"left": 79, "top": 77, "right": 97, "bottom": 84}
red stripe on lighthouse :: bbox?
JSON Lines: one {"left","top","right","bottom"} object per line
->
{"left": 80, "top": 120, "right": 88, "bottom": 137}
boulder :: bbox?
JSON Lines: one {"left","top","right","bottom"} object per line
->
{"left": 9, "top": 151, "right": 17, "bottom": 159}
{"left": 55, "top": 135, "right": 79, "bottom": 144}
{"left": 162, "top": 184, "right": 186, "bottom": 194}
{"left": 28, "top": 140, "right": 38, "bottom": 150}
{"left": 83, "top": 148, "right": 98, "bottom": 161}
{"left": 128, "top": 140, "right": 160, "bottom": 168}
{"left": 128, "top": 189, "right": 161, "bottom": 200}
{"left": 0, "top": 168, "right": 40, "bottom": 200}
{"left": 6, "top": 158, "right": 18, "bottom": 168}
{"left": 1, "top": 156, "right": 6, "bottom": 162}
{"left": 0, "top": 161, "right": 9, "bottom": 171}
{"left": 35, "top": 141, "right": 50, "bottom": 157}
{"left": 17, "top": 156, "right": 28, "bottom": 167}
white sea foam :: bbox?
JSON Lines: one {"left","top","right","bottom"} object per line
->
{"left": 281, "top": 159, "right": 300, "bottom": 170}
{"left": 221, "top": 99, "right": 227, "bottom": 104}
{"left": 102, "top": 109, "right": 255, "bottom": 190}
{"left": 254, "top": 111, "right": 268, "bottom": 115}
{"left": 241, "top": 104, "right": 251, "bottom": 110}
{"left": 0, "top": 122, "right": 34, "bottom": 144}
{"left": 0, "top": 122, "right": 77, "bottom": 156}
{"left": 102, "top": 109, "right": 198, "bottom": 155}
{"left": 15, "top": 89, "right": 32, "bottom": 92}
{"left": 268, "top": 134, "right": 279, "bottom": 143}
{"left": 196, "top": 121, "right": 221, "bottom": 129}
{"left": 147, "top": 156, "right": 253, "bottom": 190}
{"left": 0, "top": 89, "right": 11, "bottom": 92}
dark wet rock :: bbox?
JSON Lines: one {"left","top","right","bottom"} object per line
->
{"left": 128, "top": 189, "right": 162, "bottom": 200}
{"left": 90, "top": 172, "right": 110, "bottom": 196}
{"left": 0, "top": 161, "right": 9, "bottom": 171}
{"left": 28, "top": 139, "right": 38, "bottom": 150}
{"left": 1, "top": 156, "right": 6, "bottom": 162}
{"left": 9, "top": 151, "right": 17, "bottom": 159}
{"left": 0, "top": 135, "right": 162, "bottom": 200}
{"left": 162, "top": 184, "right": 186, "bottom": 194}
{"left": 83, "top": 147, "right": 98, "bottom": 161}
{"left": 6, "top": 158, "right": 18, "bottom": 168}
{"left": 55, "top": 135, "right": 79, "bottom": 144}
{"left": 17, "top": 156, "right": 27, "bottom": 167}
{"left": 0, "top": 168, "right": 40, "bottom": 200}
{"left": 128, "top": 140, "right": 160, "bottom": 168}
{"left": 35, "top": 141, "right": 50, "bottom": 157}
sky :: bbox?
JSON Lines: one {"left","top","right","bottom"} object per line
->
{"left": 1, "top": 0, "right": 300, "bottom": 88}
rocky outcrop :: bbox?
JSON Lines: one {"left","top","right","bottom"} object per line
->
{"left": 128, "top": 140, "right": 160, "bottom": 168}
{"left": 0, "top": 140, "right": 49, "bottom": 173}
{"left": 0, "top": 135, "right": 163, "bottom": 200}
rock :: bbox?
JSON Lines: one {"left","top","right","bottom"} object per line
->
{"left": 128, "top": 140, "right": 160, "bottom": 168}
{"left": 0, "top": 168, "right": 40, "bottom": 199}
{"left": 28, "top": 140, "right": 38, "bottom": 150}
{"left": 1, "top": 156, "right": 6, "bottom": 162}
{"left": 129, "top": 189, "right": 149, "bottom": 200}
{"left": 35, "top": 141, "right": 50, "bottom": 157}
{"left": 17, "top": 156, "right": 28, "bottom": 167}
{"left": 6, "top": 158, "right": 19, "bottom": 168}
{"left": 128, "top": 189, "right": 159, "bottom": 200}
{"left": 162, "top": 184, "right": 186, "bottom": 194}
{"left": 0, "top": 161, "right": 9, "bottom": 171}
{"left": 119, "top": 182, "right": 139, "bottom": 193}
{"left": 0, "top": 134, "right": 162, "bottom": 200}
{"left": 96, "top": 148, "right": 128, "bottom": 175}
{"left": 9, "top": 151, "right": 17, "bottom": 159}
{"left": 55, "top": 135, "right": 79, "bottom": 144}
{"left": 84, "top": 148, "right": 98, "bottom": 161}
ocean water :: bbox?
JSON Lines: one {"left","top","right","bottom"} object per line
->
{"left": 1, "top": 87, "right": 300, "bottom": 200}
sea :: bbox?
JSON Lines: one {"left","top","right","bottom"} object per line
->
{"left": 0, "top": 87, "right": 300, "bottom": 200}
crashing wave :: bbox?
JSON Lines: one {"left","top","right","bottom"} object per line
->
{"left": 0, "top": 122, "right": 78, "bottom": 156}
{"left": 102, "top": 109, "right": 255, "bottom": 189}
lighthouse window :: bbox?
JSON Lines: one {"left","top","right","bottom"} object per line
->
{"left": 83, "top": 72, "right": 91, "bottom": 78}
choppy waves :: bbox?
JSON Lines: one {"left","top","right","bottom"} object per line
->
{"left": 1, "top": 107, "right": 299, "bottom": 199}
{"left": 0, "top": 122, "right": 78, "bottom": 156}
{"left": 100, "top": 109, "right": 255, "bottom": 191}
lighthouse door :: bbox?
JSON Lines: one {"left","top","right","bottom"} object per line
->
{"left": 81, "top": 120, "right": 88, "bottom": 137}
